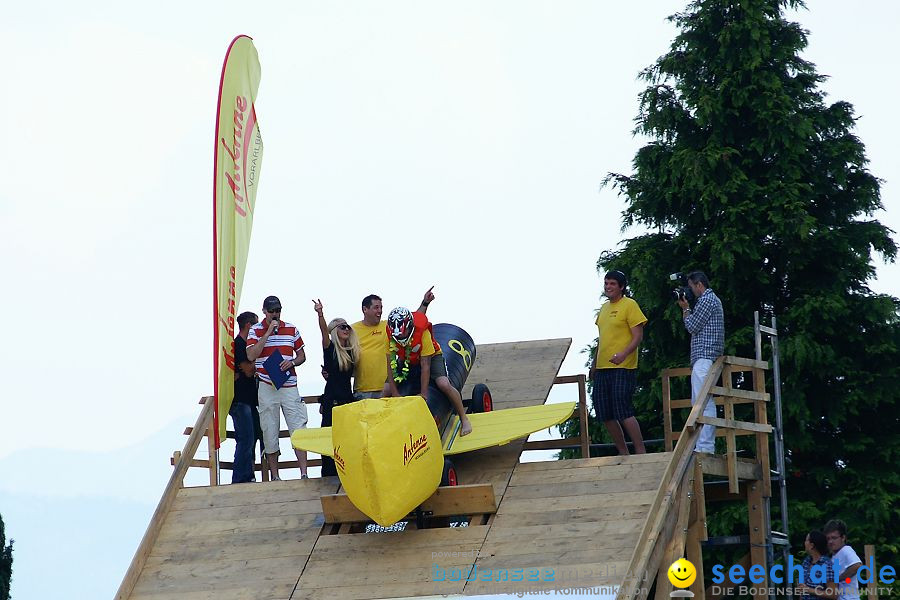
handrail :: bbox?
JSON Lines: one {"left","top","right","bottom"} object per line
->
{"left": 115, "top": 396, "right": 215, "bottom": 600}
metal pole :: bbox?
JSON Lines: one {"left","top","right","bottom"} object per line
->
{"left": 770, "top": 316, "right": 790, "bottom": 567}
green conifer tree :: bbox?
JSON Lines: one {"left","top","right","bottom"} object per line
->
{"left": 564, "top": 0, "right": 899, "bottom": 561}
{"left": 0, "top": 513, "right": 12, "bottom": 600}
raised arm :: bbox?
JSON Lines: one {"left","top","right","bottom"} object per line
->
{"left": 312, "top": 299, "right": 331, "bottom": 348}
{"left": 417, "top": 285, "right": 435, "bottom": 314}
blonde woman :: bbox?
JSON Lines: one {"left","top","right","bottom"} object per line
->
{"left": 312, "top": 299, "right": 361, "bottom": 476}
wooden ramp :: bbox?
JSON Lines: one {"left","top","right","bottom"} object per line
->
{"left": 118, "top": 338, "right": 672, "bottom": 600}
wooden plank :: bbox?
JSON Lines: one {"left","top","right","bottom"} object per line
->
{"left": 506, "top": 476, "right": 660, "bottom": 499}
{"left": 710, "top": 386, "right": 770, "bottom": 402}
{"left": 723, "top": 355, "right": 769, "bottom": 370}
{"left": 516, "top": 453, "right": 671, "bottom": 471}
{"left": 696, "top": 416, "right": 773, "bottom": 434}
{"left": 663, "top": 372, "right": 674, "bottom": 452}
{"left": 156, "top": 512, "right": 323, "bottom": 542}
{"left": 498, "top": 489, "right": 657, "bottom": 514}
{"left": 491, "top": 503, "right": 653, "bottom": 527}
{"left": 117, "top": 397, "right": 216, "bottom": 600}
{"left": 131, "top": 582, "right": 297, "bottom": 600}
{"left": 321, "top": 483, "right": 496, "bottom": 523}
{"left": 700, "top": 455, "right": 762, "bottom": 480}
{"left": 753, "top": 366, "right": 772, "bottom": 497}
{"left": 722, "top": 367, "right": 739, "bottom": 495}
{"left": 509, "top": 461, "right": 668, "bottom": 486}
{"left": 523, "top": 437, "right": 582, "bottom": 451}
{"left": 661, "top": 367, "right": 692, "bottom": 377}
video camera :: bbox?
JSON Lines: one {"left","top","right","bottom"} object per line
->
{"left": 669, "top": 272, "right": 695, "bottom": 305}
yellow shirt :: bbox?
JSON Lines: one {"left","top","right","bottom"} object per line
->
{"left": 352, "top": 320, "right": 389, "bottom": 392}
{"left": 595, "top": 296, "right": 647, "bottom": 370}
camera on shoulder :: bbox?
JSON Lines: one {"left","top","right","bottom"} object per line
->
{"left": 669, "top": 272, "right": 695, "bottom": 305}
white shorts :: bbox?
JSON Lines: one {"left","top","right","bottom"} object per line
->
{"left": 257, "top": 381, "right": 308, "bottom": 456}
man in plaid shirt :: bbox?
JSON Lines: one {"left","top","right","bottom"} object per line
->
{"left": 677, "top": 271, "right": 724, "bottom": 453}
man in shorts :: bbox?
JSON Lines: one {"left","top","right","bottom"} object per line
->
{"left": 247, "top": 295, "right": 309, "bottom": 480}
{"left": 590, "top": 270, "right": 647, "bottom": 455}
{"left": 351, "top": 288, "right": 435, "bottom": 399}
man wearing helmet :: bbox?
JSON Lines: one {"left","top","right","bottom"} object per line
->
{"left": 384, "top": 304, "right": 473, "bottom": 437}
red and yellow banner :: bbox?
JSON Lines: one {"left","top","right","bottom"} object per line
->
{"left": 213, "top": 35, "right": 263, "bottom": 446}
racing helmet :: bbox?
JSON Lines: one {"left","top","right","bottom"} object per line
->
{"left": 387, "top": 307, "right": 415, "bottom": 345}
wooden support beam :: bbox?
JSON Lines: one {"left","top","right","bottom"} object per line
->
{"left": 723, "top": 356, "right": 769, "bottom": 370}
{"left": 321, "top": 483, "right": 497, "bottom": 524}
{"left": 663, "top": 373, "right": 674, "bottom": 452}
{"left": 722, "top": 365, "right": 739, "bottom": 494}
{"left": 709, "top": 387, "right": 770, "bottom": 402}
{"left": 696, "top": 416, "right": 773, "bottom": 434}
{"left": 700, "top": 455, "right": 762, "bottom": 480}
{"left": 661, "top": 367, "right": 693, "bottom": 377}
{"left": 523, "top": 437, "right": 583, "bottom": 451}
{"left": 752, "top": 366, "right": 772, "bottom": 497}
{"left": 747, "top": 481, "right": 769, "bottom": 598}
{"left": 864, "top": 545, "right": 878, "bottom": 600}
{"left": 687, "top": 458, "right": 706, "bottom": 599}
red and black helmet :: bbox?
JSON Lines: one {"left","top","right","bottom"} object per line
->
{"left": 387, "top": 307, "right": 415, "bottom": 345}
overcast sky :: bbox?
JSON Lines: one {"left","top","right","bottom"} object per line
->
{"left": 1, "top": 1, "right": 898, "bottom": 598}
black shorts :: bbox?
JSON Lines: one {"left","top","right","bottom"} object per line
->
{"left": 592, "top": 368, "right": 637, "bottom": 421}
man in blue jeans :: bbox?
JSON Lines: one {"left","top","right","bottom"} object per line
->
{"left": 230, "top": 311, "right": 260, "bottom": 483}
{"left": 677, "top": 271, "right": 724, "bottom": 453}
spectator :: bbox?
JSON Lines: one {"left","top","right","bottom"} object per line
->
{"left": 246, "top": 295, "right": 309, "bottom": 481}
{"left": 383, "top": 304, "right": 472, "bottom": 436}
{"left": 590, "top": 270, "right": 647, "bottom": 455}
{"left": 677, "top": 271, "right": 724, "bottom": 453}
{"left": 824, "top": 519, "right": 862, "bottom": 600}
{"left": 312, "top": 299, "right": 360, "bottom": 476}
{"left": 350, "top": 288, "right": 434, "bottom": 399}
{"left": 799, "top": 530, "right": 837, "bottom": 600}
{"left": 230, "top": 311, "right": 259, "bottom": 483}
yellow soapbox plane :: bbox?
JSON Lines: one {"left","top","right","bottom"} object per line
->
{"left": 290, "top": 324, "right": 575, "bottom": 526}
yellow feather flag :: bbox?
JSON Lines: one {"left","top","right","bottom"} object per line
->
{"left": 214, "top": 35, "right": 263, "bottom": 446}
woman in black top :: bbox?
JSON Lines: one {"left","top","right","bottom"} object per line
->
{"left": 313, "top": 299, "right": 360, "bottom": 476}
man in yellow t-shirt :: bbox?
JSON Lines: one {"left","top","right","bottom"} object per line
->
{"left": 351, "top": 288, "right": 435, "bottom": 398}
{"left": 590, "top": 270, "right": 647, "bottom": 455}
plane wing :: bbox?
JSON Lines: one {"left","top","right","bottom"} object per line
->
{"left": 291, "top": 427, "right": 334, "bottom": 457}
{"left": 291, "top": 401, "right": 577, "bottom": 458}
{"left": 442, "top": 401, "right": 576, "bottom": 455}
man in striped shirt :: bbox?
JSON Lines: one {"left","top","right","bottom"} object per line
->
{"left": 247, "top": 295, "right": 309, "bottom": 480}
{"left": 677, "top": 271, "right": 724, "bottom": 453}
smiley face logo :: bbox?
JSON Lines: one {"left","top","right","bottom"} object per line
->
{"left": 667, "top": 558, "right": 696, "bottom": 588}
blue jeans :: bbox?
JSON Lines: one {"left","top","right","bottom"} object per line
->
{"left": 229, "top": 402, "right": 255, "bottom": 483}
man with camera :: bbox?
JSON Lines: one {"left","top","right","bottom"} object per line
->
{"left": 590, "top": 270, "right": 647, "bottom": 455}
{"left": 676, "top": 271, "right": 724, "bottom": 453}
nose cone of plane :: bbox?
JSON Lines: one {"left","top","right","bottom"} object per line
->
{"left": 333, "top": 396, "right": 443, "bottom": 526}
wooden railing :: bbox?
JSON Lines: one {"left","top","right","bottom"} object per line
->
{"left": 521, "top": 374, "right": 591, "bottom": 458}
{"left": 178, "top": 395, "right": 325, "bottom": 482}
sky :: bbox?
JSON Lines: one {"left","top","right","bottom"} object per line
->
{"left": 1, "top": 1, "right": 898, "bottom": 598}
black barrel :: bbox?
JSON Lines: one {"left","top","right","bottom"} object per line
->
{"left": 396, "top": 323, "right": 477, "bottom": 434}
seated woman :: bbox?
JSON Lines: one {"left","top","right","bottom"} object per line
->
{"left": 313, "top": 299, "right": 361, "bottom": 476}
